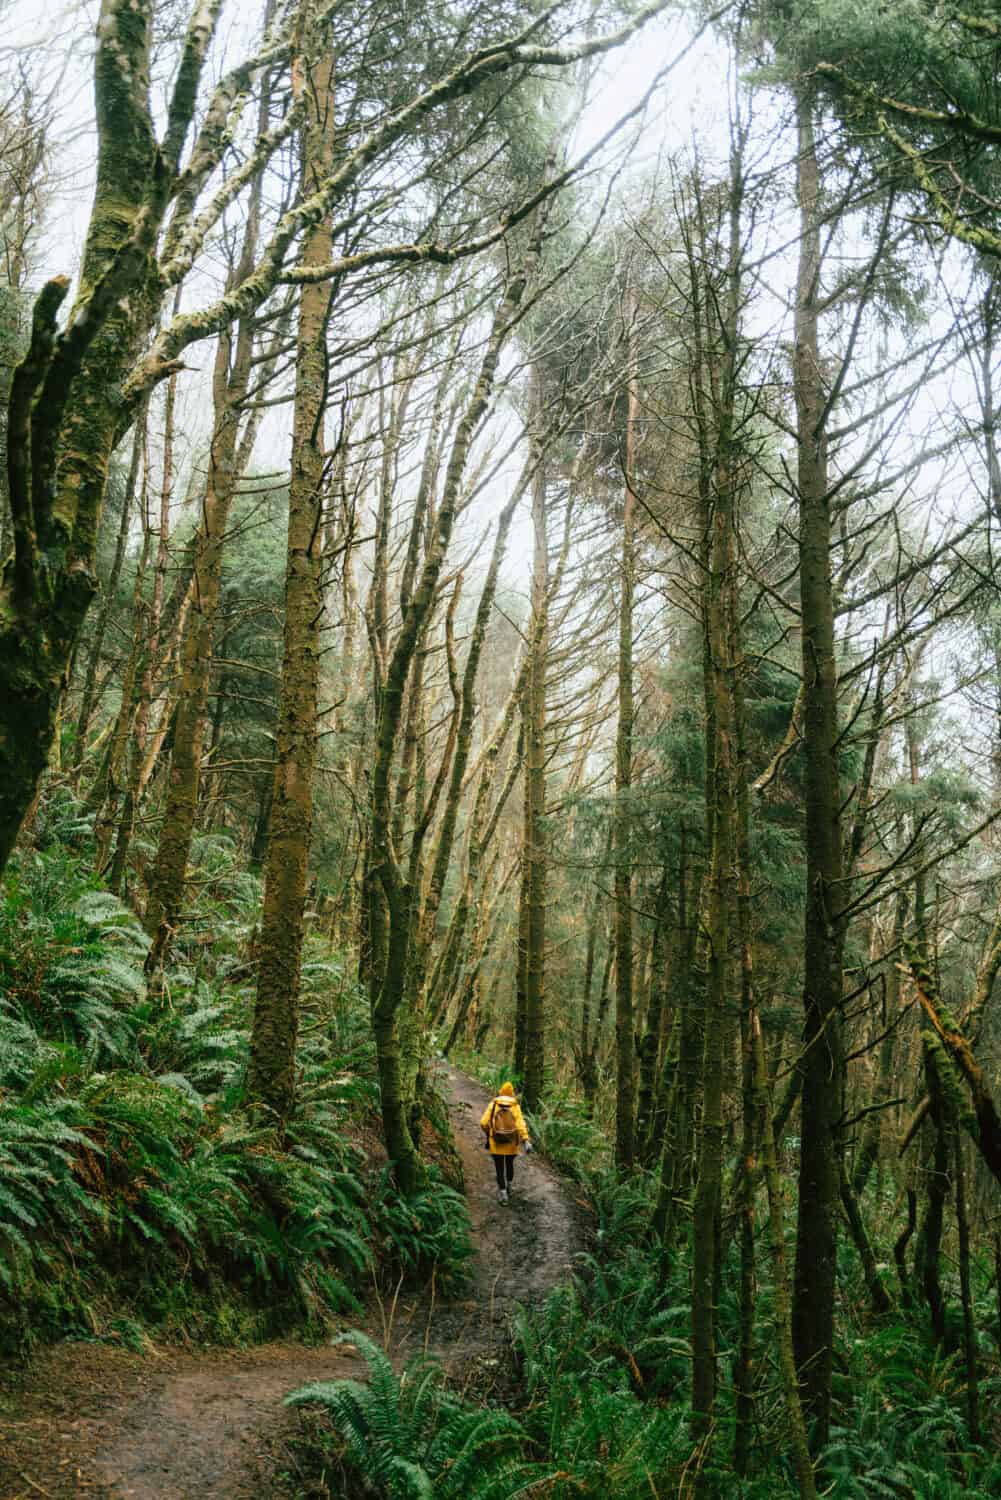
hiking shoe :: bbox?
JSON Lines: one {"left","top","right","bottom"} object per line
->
{"left": 497, "top": 1188, "right": 508, "bottom": 1204}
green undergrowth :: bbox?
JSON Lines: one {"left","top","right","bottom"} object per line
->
{"left": 339, "top": 1051, "right": 1001, "bottom": 1499}
{"left": 0, "top": 800, "right": 472, "bottom": 1357}
{"left": 286, "top": 1183, "right": 1001, "bottom": 1499}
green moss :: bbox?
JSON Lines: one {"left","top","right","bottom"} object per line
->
{"left": 921, "top": 1030, "right": 975, "bottom": 1131}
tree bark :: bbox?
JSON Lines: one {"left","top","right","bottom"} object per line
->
{"left": 523, "top": 370, "right": 549, "bottom": 1113}
{"left": 791, "top": 93, "right": 844, "bottom": 1450}
{"left": 0, "top": 0, "right": 223, "bottom": 874}
{"left": 144, "top": 312, "right": 255, "bottom": 971}
{"left": 247, "top": 45, "right": 336, "bottom": 1126}
{"left": 839, "top": 1162, "right": 892, "bottom": 1316}
{"left": 73, "top": 413, "right": 145, "bottom": 765}
{"left": 635, "top": 870, "right": 670, "bottom": 1165}
{"left": 109, "top": 351, "right": 181, "bottom": 893}
{"left": 753, "top": 1011, "right": 819, "bottom": 1500}
{"left": 614, "top": 331, "right": 638, "bottom": 1168}
{"left": 954, "top": 1134, "right": 980, "bottom": 1441}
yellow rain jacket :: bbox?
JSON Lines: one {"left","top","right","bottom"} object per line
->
{"left": 479, "top": 1083, "right": 530, "bottom": 1156}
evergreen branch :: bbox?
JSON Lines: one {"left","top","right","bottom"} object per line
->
{"left": 816, "top": 61, "right": 1001, "bottom": 146}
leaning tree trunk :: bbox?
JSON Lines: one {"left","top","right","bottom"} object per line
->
{"left": 247, "top": 49, "right": 336, "bottom": 1127}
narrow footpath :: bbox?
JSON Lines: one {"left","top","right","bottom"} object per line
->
{"left": 0, "top": 1067, "right": 580, "bottom": 1499}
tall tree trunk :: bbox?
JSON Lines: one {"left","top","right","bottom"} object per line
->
{"left": 614, "top": 334, "right": 638, "bottom": 1168}
{"left": 144, "top": 313, "right": 255, "bottom": 971}
{"left": 733, "top": 552, "right": 757, "bottom": 1476}
{"left": 73, "top": 412, "right": 145, "bottom": 765}
{"left": 109, "top": 356, "right": 181, "bottom": 893}
{"left": 690, "top": 378, "right": 737, "bottom": 1467}
{"left": 916, "top": 1043, "right": 950, "bottom": 1345}
{"left": 791, "top": 93, "right": 844, "bottom": 1450}
{"left": 523, "top": 372, "right": 548, "bottom": 1114}
{"left": 852, "top": 890, "right": 907, "bottom": 1197}
{"left": 685, "top": 122, "right": 743, "bottom": 1461}
{"left": 92, "top": 522, "right": 151, "bottom": 873}
{"left": 514, "top": 735, "right": 530, "bottom": 1082}
{"left": 753, "top": 1012, "right": 819, "bottom": 1500}
{"left": 581, "top": 822, "right": 614, "bottom": 1099}
{"left": 635, "top": 869, "right": 670, "bottom": 1163}
{"left": 656, "top": 825, "right": 697, "bottom": 1243}
{"left": 955, "top": 1134, "right": 980, "bottom": 1441}
{"left": 366, "top": 217, "right": 548, "bottom": 1192}
{"left": 247, "top": 46, "right": 335, "bottom": 1126}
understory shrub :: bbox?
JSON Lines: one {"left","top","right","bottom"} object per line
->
{"left": 287, "top": 1330, "right": 538, "bottom": 1500}
{"left": 0, "top": 837, "right": 471, "bottom": 1352}
{"left": 369, "top": 1166, "right": 474, "bottom": 1297}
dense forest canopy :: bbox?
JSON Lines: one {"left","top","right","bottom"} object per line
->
{"left": 5, "top": 0, "right": 1001, "bottom": 1496}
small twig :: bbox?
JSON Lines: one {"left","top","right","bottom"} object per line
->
{"left": 18, "top": 1474, "right": 53, "bottom": 1498}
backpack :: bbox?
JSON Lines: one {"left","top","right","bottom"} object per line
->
{"left": 490, "top": 1099, "right": 519, "bottom": 1146}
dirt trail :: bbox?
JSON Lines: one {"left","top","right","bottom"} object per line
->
{"left": 0, "top": 1067, "right": 580, "bottom": 1499}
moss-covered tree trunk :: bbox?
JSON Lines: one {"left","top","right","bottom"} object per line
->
{"left": 690, "top": 371, "right": 738, "bottom": 1471}
{"left": 92, "top": 521, "right": 152, "bottom": 874}
{"left": 144, "top": 312, "right": 255, "bottom": 971}
{"left": 753, "top": 1011, "right": 819, "bottom": 1500}
{"left": 791, "top": 93, "right": 844, "bottom": 1451}
{"left": 247, "top": 47, "right": 336, "bottom": 1126}
{"left": 0, "top": 0, "right": 161, "bottom": 871}
{"left": 955, "top": 1133, "right": 980, "bottom": 1441}
{"left": 514, "top": 738, "right": 531, "bottom": 1081}
{"left": 614, "top": 342, "right": 637, "bottom": 1169}
{"left": 73, "top": 412, "right": 145, "bottom": 768}
{"left": 108, "top": 361, "right": 180, "bottom": 894}
{"left": 0, "top": 0, "right": 230, "bottom": 877}
{"left": 852, "top": 889, "right": 907, "bottom": 1197}
{"left": 733, "top": 555, "right": 757, "bottom": 1477}
{"left": 635, "top": 869, "right": 670, "bottom": 1164}
{"left": 523, "top": 377, "right": 549, "bottom": 1115}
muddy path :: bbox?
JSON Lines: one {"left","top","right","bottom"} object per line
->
{"left": 0, "top": 1067, "right": 581, "bottom": 1499}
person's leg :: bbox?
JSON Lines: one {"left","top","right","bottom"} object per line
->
{"left": 492, "top": 1153, "right": 506, "bottom": 1190}
{"left": 505, "top": 1156, "right": 515, "bottom": 1185}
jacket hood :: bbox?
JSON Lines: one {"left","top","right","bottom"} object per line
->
{"left": 498, "top": 1082, "right": 517, "bottom": 1099}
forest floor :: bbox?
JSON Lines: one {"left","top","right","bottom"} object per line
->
{"left": 0, "top": 1066, "right": 581, "bottom": 1499}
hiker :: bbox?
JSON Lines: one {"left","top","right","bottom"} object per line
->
{"left": 479, "top": 1081, "right": 532, "bottom": 1203}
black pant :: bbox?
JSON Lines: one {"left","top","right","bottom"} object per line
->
{"left": 492, "top": 1153, "right": 515, "bottom": 1188}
